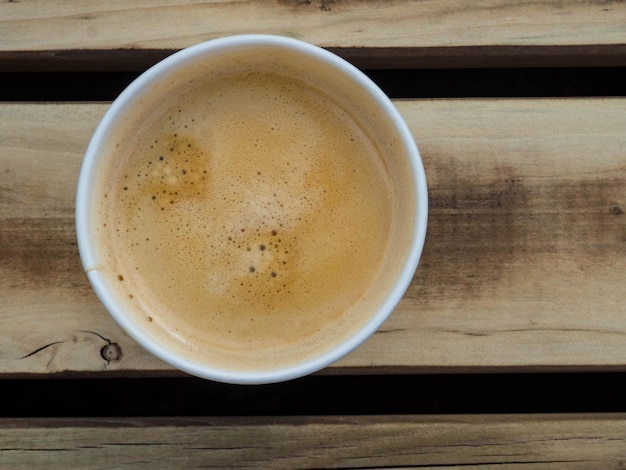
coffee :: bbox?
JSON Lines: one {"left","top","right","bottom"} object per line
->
{"left": 87, "top": 43, "right": 419, "bottom": 374}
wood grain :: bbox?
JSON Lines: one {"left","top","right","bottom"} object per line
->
{"left": 1, "top": 414, "right": 626, "bottom": 468}
{"left": 1, "top": 98, "right": 626, "bottom": 376}
{"left": 2, "top": 0, "right": 626, "bottom": 70}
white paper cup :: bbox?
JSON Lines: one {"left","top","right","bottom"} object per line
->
{"left": 76, "top": 35, "right": 428, "bottom": 384}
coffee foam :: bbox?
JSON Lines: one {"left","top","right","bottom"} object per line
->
{"left": 93, "top": 48, "right": 415, "bottom": 372}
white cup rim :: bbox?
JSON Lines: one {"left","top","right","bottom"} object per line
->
{"left": 76, "top": 34, "right": 428, "bottom": 384}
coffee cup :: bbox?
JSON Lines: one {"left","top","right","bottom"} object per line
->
{"left": 76, "top": 34, "right": 427, "bottom": 384}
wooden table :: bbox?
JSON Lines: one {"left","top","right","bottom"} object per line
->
{"left": 2, "top": 1, "right": 626, "bottom": 467}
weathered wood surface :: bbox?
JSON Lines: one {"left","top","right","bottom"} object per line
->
{"left": 1, "top": 414, "right": 626, "bottom": 468}
{"left": 2, "top": 98, "right": 625, "bottom": 376}
{"left": 2, "top": 0, "right": 626, "bottom": 69}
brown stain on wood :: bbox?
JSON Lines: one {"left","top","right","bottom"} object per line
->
{"left": 0, "top": 217, "right": 91, "bottom": 294}
{"left": 276, "top": 0, "right": 395, "bottom": 13}
{"left": 411, "top": 159, "right": 626, "bottom": 301}
{"left": 414, "top": 163, "right": 530, "bottom": 300}
{"left": 276, "top": 0, "right": 328, "bottom": 11}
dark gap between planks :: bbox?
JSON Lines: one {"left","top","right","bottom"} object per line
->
{"left": 1, "top": 68, "right": 626, "bottom": 101}
{"left": 2, "top": 373, "right": 626, "bottom": 417}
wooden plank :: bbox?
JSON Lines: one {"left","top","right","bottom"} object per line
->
{"left": 2, "top": 0, "right": 626, "bottom": 70}
{"left": 1, "top": 414, "right": 626, "bottom": 468}
{"left": 1, "top": 98, "right": 626, "bottom": 376}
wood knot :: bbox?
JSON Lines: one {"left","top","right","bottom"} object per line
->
{"left": 100, "top": 343, "right": 122, "bottom": 362}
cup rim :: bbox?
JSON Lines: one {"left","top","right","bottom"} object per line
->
{"left": 75, "top": 34, "right": 428, "bottom": 384}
